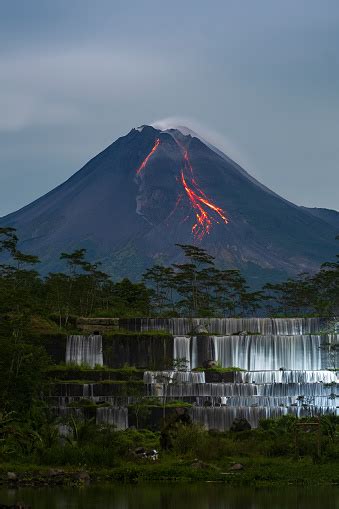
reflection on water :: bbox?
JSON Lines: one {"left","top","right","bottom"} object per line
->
{"left": 0, "top": 484, "right": 338, "bottom": 509}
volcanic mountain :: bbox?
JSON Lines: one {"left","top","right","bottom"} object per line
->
{"left": 1, "top": 125, "right": 338, "bottom": 284}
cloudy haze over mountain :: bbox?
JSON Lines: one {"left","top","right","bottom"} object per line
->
{"left": 1, "top": 0, "right": 339, "bottom": 216}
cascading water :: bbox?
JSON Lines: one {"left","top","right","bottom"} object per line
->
{"left": 259, "top": 382, "right": 338, "bottom": 397}
{"left": 145, "top": 381, "right": 338, "bottom": 399}
{"left": 96, "top": 407, "right": 128, "bottom": 430}
{"left": 189, "top": 406, "right": 338, "bottom": 431}
{"left": 236, "top": 370, "right": 337, "bottom": 384}
{"left": 173, "top": 336, "right": 198, "bottom": 370}
{"left": 212, "top": 335, "right": 324, "bottom": 370}
{"left": 144, "top": 330, "right": 338, "bottom": 428}
{"left": 143, "top": 371, "right": 205, "bottom": 384}
{"left": 147, "top": 382, "right": 256, "bottom": 398}
{"left": 58, "top": 317, "right": 337, "bottom": 432}
{"left": 83, "top": 384, "right": 94, "bottom": 398}
{"left": 221, "top": 396, "right": 337, "bottom": 408}
{"left": 65, "top": 335, "right": 103, "bottom": 367}
{"left": 137, "top": 317, "right": 325, "bottom": 335}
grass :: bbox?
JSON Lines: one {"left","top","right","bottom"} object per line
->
{"left": 52, "top": 379, "right": 144, "bottom": 385}
{"left": 194, "top": 366, "right": 245, "bottom": 373}
{"left": 104, "top": 329, "right": 172, "bottom": 337}
{"left": 46, "top": 367, "right": 145, "bottom": 384}
{"left": 1, "top": 419, "right": 339, "bottom": 486}
{"left": 46, "top": 364, "right": 142, "bottom": 372}
{"left": 143, "top": 400, "right": 192, "bottom": 408}
{"left": 1, "top": 456, "right": 339, "bottom": 486}
{"left": 67, "top": 399, "right": 111, "bottom": 408}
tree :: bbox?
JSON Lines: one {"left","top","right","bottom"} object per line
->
{"left": 143, "top": 265, "right": 176, "bottom": 315}
{"left": 109, "top": 278, "right": 152, "bottom": 317}
{"left": 0, "top": 331, "right": 49, "bottom": 414}
{"left": 172, "top": 244, "right": 215, "bottom": 316}
{"left": 45, "top": 249, "right": 110, "bottom": 325}
{"left": 143, "top": 244, "right": 265, "bottom": 317}
{"left": 264, "top": 236, "right": 339, "bottom": 317}
{"left": 264, "top": 273, "right": 315, "bottom": 316}
{"left": 0, "top": 227, "right": 42, "bottom": 337}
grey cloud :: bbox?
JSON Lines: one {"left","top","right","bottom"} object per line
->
{"left": 0, "top": 46, "right": 178, "bottom": 132}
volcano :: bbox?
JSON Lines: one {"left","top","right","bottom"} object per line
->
{"left": 1, "top": 125, "right": 338, "bottom": 284}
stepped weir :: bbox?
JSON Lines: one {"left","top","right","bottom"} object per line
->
{"left": 52, "top": 318, "right": 338, "bottom": 430}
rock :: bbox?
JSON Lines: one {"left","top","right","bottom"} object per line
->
{"left": 175, "top": 407, "right": 186, "bottom": 415}
{"left": 195, "top": 324, "right": 209, "bottom": 334}
{"left": 190, "top": 460, "right": 210, "bottom": 470}
{"left": 203, "top": 360, "right": 218, "bottom": 369}
{"left": 230, "top": 418, "right": 251, "bottom": 432}
{"left": 146, "top": 449, "right": 159, "bottom": 461}
{"left": 75, "top": 471, "right": 90, "bottom": 482}
{"left": 229, "top": 463, "right": 244, "bottom": 471}
{"left": 134, "top": 447, "right": 146, "bottom": 455}
{"left": 47, "top": 469, "right": 64, "bottom": 477}
{"left": 7, "top": 472, "right": 18, "bottom": 481}
{"left": 191, "top": 460, "right": 219, "bottom": 471}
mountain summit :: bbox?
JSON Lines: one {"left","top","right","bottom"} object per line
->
{"left": 1, "top": 125, "right": 338, "bottom": 282}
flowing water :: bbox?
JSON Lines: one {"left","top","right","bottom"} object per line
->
{"left": 189, "top": 405, "right": 337, "bottom": 430}
{"left": 96, "top": 407, "right": 128, "bottom": 429}
{"left": 66, "top": 335, "right": 103, "bottom": 367}
{"left": 143, "top": 370, "right": 205, "bottom": 384}
{"left": 60, "top": 321, "right": 338, "bottom": 432}
{"left": 0, "top": 484, "right": 337, "bottom": 508}
{"left": 172, "top": 333, "right": 338, "bottom": 370}
{"left": 135, "top": 317, "right": 327, "bottom": 335}
{"left": 236, "top": 369, "right": 337, "bottom": 383}
{"left": 211, "top": 335, "right": 323, "bottom": 370}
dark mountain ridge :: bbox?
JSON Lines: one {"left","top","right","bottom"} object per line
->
{"left": 1, "top": 125, "right": 337, "bottom": 283}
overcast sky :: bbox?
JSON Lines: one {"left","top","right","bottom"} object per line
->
{"left": 1, "top": 0, "right": 338, "bottom": 216}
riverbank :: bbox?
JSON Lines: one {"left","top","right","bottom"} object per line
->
{"left": 1, "top": 456, "right": 339, "bottom": 487}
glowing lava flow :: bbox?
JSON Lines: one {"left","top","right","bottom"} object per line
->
{"left": 135, "top": 134, "right": 228, "bottom": 239}
{"left": 136, "top": 138, "right": 160, "bottom": 175}
{"left": 179, "top": 146, "right": 229, "bottom": 239}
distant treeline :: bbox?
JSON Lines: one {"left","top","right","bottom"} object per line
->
{"left": 0, "top": 227, "right": 338, "bottom": 330}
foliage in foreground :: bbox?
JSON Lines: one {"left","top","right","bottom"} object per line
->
{"left": 0, "top": 413, "right": 338, "bottom": 471}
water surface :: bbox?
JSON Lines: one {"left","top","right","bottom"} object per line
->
{"left": 0, "top": 484, "right": 338, "bottom": 509}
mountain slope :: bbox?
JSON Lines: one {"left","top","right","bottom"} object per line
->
{"left": 1, "top": 125, "right": 337, "bottom": 282}
{"left": 300, "top": 207, "right": 339, "bottom": 231}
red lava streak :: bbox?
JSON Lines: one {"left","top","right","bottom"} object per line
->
{"left": 180, "top": 169, "right": 228, "bottom": 239}
{"left": 135, "top": 135, "right": 229, "bottom": 239}
{"left": 136, "top": 138, "right": 161, "bottom": 175}
{"left": 179, "top": 145, "right": 229, "bottom": 239}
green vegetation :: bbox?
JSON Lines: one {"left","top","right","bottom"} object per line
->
{"left": 140, "top": 400, "right": 192, "bottom": 408}
{"left": 194, "top": 365, "right": 245, "bottom": 373}
{"left": 67, "top": 399, "right": 110, "bottom": 408}
{"left": 46, "top": 367, "right": 144, "bottom": 384}
{"left": 0, "top": 228, "right": 338, "bottom": 324}
{"left": 0, "top": 227, "right": 338, "bottom": 485}
{"left": 0, "top": 416, "right": 338, "bottom": 485}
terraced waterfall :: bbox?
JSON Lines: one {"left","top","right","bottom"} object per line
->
{"left": 51, "top": 318, "right": 338, "bottom": 430}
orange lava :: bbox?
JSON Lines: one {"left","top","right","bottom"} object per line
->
{"left": 179, "top": 147, "right": 228, "bottom": 239}
{"left": 135, "top": 135, "right": 229, "bottom": 239}
{"left": 136, "top": 138, "right": 161, "bottom": 175}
